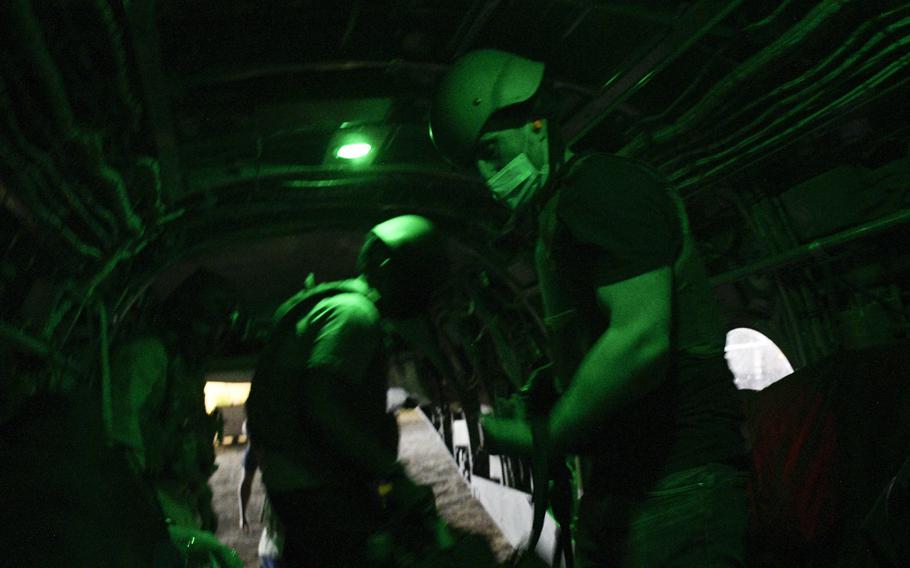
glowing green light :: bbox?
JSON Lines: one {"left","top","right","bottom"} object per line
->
{"left": 335, "top": 142, "right": 372, "bottom": 159}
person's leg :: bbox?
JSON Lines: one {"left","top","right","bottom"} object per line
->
{"left": 269, "top": 485, "right": 384, "bottom": 567}
{"left": 624, "top": 463, "right": 749, "bottom": 567}
{"left": 259, "top": 555, "right": 282, "bottom": 568}
{"left": 574, "top": 491, "right": 634, "bottom": 567}
{"left": 575, "top": 463, "right": 749, "bottom": 567}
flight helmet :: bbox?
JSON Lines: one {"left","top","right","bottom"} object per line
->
{"left": 430, "top": 49, "right": 545, "bottom": 166}
{"left": 357, "top": 215, "right": 448, "bottom": 318}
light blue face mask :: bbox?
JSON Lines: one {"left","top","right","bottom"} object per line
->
{"left": 485, "top": 152, "right": 549, "bottom": 210}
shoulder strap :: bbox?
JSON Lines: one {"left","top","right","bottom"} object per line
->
{"left": 537, "top": 152, "right": 592, "bottom": 250}
{"left": 272, "top": 281, "right": 369, "bottom": 331}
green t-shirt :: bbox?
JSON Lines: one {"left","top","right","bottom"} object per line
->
{"left": 536, "top": 153, "right": 745, "bottom": 491}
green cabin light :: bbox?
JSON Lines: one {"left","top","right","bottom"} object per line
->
{"left": 335, "top": 142, "right": 372, "bottom": 159}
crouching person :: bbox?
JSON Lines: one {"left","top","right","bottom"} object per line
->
{"left": 109, "top": 269, "right": 243, "bottom": 565}
{"left": 247, "top": 215, "right": 473, "bottom": 567}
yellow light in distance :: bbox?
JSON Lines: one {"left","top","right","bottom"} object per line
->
{"left": 336, "top": 142, "right": 372, "bottom": 159}
{"left": 204, "top": 381, "right": 251, "bottom": 414}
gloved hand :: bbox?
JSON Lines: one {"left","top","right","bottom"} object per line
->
{"left": 376, "top": 468, "right": 457, "bottom": 562}
{"left": 380, "top": 470, "right": 438, "bottom": 520}
{"left": 482, "top": 364, "right": 554, "bottom": 457}
{"left": 167, "top": 524, "right": 242, "bottom": 568}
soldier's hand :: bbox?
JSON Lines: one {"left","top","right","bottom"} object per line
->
{"left": 168, "top": 524, "right": 242, "bottom": 568}
{"left": 384, "top": 475, "right": 437, "bottom": 519}
{"left": 480, "top": 416, "right": 533, "bottom": 457}
{"left": 433, "top": 517, "right": 456, "bottom": 550}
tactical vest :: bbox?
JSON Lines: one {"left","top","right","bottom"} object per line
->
{"left": 246, "top": 280, "right": 392, "bottom": 488}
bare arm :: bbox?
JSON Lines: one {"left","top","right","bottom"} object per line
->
{"left": 548, "top": 266, "right": 671, "bottom": 454}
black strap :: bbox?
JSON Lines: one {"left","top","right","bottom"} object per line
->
{"left": 524, "top": 363, "right": 556, "bottom": 554}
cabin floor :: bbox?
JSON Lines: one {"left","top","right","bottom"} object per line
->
{"left": 209, "top": 408, "right": 513, "bottom": 566}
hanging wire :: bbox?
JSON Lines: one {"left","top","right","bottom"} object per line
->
{"left": 620, "top": 0, "right": 859, "bottom": 158}
{"left": 671, "top": 43, "right": 910, "bottom": 190}
{"left": 660, "top": 10, "right": 910, "bottom": 175}
{"left": 679, "top": 7, "right": 909, "bottom": 160}
{"left": 1, "top": 94, "right": 108, "bottom": 228}
{"left": 646, "top": 6, "right": 910, "bottom": 192}
{"left": 98, "top": 301, "right": 113, "bottom": 441}
{"left": 0, "top": 140, "right": 103, "bottom": 259}
{"left": 743, "top": 0, "right": 800, "bottom": 32}
{"left": 2, "top": 0, "right": 148, "bottom": 251}
{"left": 58, "top": 246, "right": 134, "bottom": 345}
{"left": 633, "top": 47, "right": 729, "bottom": 127}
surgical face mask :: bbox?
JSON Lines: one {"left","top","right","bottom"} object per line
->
{"left": 485, "top": 152, "right": 549, "bottom": 210}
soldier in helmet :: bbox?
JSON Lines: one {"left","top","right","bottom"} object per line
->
{"left": 111, "top": 268, "right": 239, "bottom": 531}
{"left": 431, "top": 50, "right": 749, "bottom": 566}
{"left": 246, "top": 215, "right": 464, "bottom": 567}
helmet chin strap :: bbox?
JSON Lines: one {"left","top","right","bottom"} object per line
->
{"left": 531, "top": 118, "right": 552, "bottom": 167}
{"left": 529, "top": 120, "right": 570, "bottom": 211}
{"left": 528, "top": 120, "right": 551, "bottom": 187}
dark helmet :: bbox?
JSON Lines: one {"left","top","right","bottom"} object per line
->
{"left": 430, "top": 49, "right": 545, "bottom": 166}
{"left": 159, "top": 269, "right": 237, "bottom": 320}
{"left": 357, "top": 215, "right": 448, "bottom": 318}
{"left": 156, "top": 268, "right": 240, "bottom": 351}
